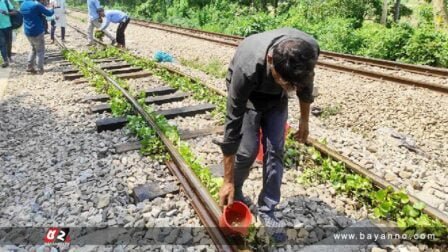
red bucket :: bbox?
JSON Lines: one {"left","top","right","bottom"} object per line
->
{"left": 256, "top": 123, "right": 290, "bottom": 162}
{"left": 219, "top": 201, "right": 252, "bottom": 236}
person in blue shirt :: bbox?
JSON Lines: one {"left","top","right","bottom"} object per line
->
{"left": 0, "top": 0, "right": 16, "bottom": 67}
{"left": 86, "top": 0, "right": 113, "bottom": 45}
{"left": 98, "top": 8, "right": 129, "bottom": 48}
{"left": 20, "top": 0, "right": 53, "bottom": 74}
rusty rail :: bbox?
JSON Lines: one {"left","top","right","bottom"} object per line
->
{"left": 55, "top": 35, "right": 237, "bottom": 251}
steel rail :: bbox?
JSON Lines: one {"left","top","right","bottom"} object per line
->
{"left": 55, "top": 35, "right": 238, "bottom": 251}
{"left": 64, "top": 22, "right": 448, "bottom": 227}
{"left": 67, "top": 8, "right": 448, "bottom": 77}
{"left": 321, "top": 51, "right": 448, "bottom": 77}
{"left": 318, "top": 61, "right": 448, "bottom": 94}
{"left": 129, "top": 20, "right": 448, "bottom": 94}
{"left": 132, "top": 20, "right": 448, "bottom": 79}
{"left": 116, "top": 19, "right": 448, "bottom": 93}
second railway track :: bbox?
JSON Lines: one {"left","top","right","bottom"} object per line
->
{"left": 68, "top": 8, "right": 448, "bottom": 94}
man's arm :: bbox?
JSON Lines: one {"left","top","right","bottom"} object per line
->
{"left": 295, "top": 70, "right": 314, "bottom": 143}
{"left": 38, "top": 3, "right": 54, "bottom": 17}
{"left": 296, "top": 100, "right": 311, "bottom": 143}
{"left": 99, "top": 16, "right": 110, "bottom": 31}
{"left": 218, "top": 66, "right": 254, "bottom": 207}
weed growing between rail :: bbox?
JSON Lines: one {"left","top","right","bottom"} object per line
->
{"left": 89, "top": 47, "right": 227, "bottom": 122}
{"left": 77, "top": 47, "right": 448, "bottom": 244}
{"left": 63, "top": 48, "right": 223, "bottom": 200}
{"left": 299, "top": 147, "right": 448, "bottom": 243}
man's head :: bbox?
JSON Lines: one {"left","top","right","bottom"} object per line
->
{"left": 267, "top": 38, "right": 318, "bottom": 91}
{"left": 97, "top": 7, "right": 105, "bottom": 17}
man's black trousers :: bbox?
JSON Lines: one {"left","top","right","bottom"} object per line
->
{"left": 116, "top": 17, "right": 130, "bottom": 46}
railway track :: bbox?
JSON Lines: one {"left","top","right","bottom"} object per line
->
{"left": 53, "top": 35, "right": 239, "bottom": 250}
{"left": 60, "top": 23, "right": 448, "bottom": 250}
{"left": 71, "top": 8, "right": 448, "bottom": 94}
{"left": 139, "top": 21, "right": 448, "bottom": 94}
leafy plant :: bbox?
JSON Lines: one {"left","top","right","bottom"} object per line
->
{"left": 299, "top": 147, "right": 448, "bottom": 242}
{"left": 94, "top": 30, "right": 104, "bottom": 41}
{"left": 180, "top": 57, "right": 227, "bottom": 78}
{"left": 320, "top": 104, "right": 342, "bottom": 119}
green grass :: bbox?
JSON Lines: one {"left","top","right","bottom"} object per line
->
{"left": 321, "top": 104, "right": 342, "bottom": 119}
{"left": 179, "top": 58, "right": 227, "bottom": 79}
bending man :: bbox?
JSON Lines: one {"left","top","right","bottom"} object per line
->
{"left": 86, "top": 0, "right": 113, "bottom": 45}
{"left": 216, "top": 28, "right": 319, "bottom": 242}
{"left": 98, "top": 8, "right": 130, "bottom": 48}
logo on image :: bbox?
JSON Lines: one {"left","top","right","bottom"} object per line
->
{"left": 43, "top": 227, "right": 71, "bottom": 248}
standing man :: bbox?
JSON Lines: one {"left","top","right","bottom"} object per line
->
{"left": 20, "top": 0, "right": 54, "bottom": 74}
{"left": 86, "top": 0, "right": 113, "bottom": 45}
{"left": 49, "top": 0, "right": 66, "bottom": 42}
{"left": 98, "top": 8, "right": 129, "bottom": 48}
{"left": 216, "top": 28, "right": 319, "bottom": 242}
{"left": 0, "top": 0, "right": 15, "bottom": 67}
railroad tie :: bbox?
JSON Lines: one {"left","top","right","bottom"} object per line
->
{"left": 178, "top": 126, "right": 224, "bottom": 140}
{"left": 83, "top": 87, "right": 178, "bottom": 104}
{"left": 113, "top": 126, "right": 224, "bottom": 154}
{"left": 132, "top": 182, "right": 179, "bottom": 203}
{"left": 90, "top": 92, "right": 190, "bottom": 113}
{"left": 114, "top": 141, "right": 142, "bottom": 154}
{"left": 82, "top": 94, "right": 110, "bottom": 103}
{"left": 95, "top": 103, "right": 216, "bottom": 132}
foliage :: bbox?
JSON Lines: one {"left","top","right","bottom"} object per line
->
{"left": 91, "top": 46, "right": 227, "bottom": 121}
{"left": 94, "top": 30, "right": 104, "bottom": 41}
{"left": 180, "top": 58, "right": 227, "bottom": 79}
{"left": 355, "top": 22, "right": 413, "bottom": 60}
{"left": 69, "top": 0, "right": 448, "bottom": 67}
{"left": 67, "top": 47, "right": 224, "bottom": 199}
{"left": 400, "top": 25, "right": 448, "bottom": 67}
{"left": 299, "top": 147, "right": 448, "bottom": 242}
{"left": 320, "top": 104, "right": 342, "bottom": 119}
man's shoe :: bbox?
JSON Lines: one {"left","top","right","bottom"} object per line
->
{"left": 1, "top": 62, "right": 9, "bottom": 68}
{"left": 258, "top": 211, "right": 288, "bottom": 244}
{"left": 26, "top": 67, "right": 36, "bottom": 73}
{"left": 36, "top": 69, "right": 44, "bottom": 75}
{"left": 234, "top": 194, "right": 254, "bottom": 208}
{"left": 234, "top": 188, "right": 254, "bottom": 208}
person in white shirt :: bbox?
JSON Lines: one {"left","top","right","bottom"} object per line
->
{"left": 98, "top": 8, "right": 129, "bottom": 48}
{"left": 49, "top": 0, "right": 66, "bottom": 42}
{"left": 86, "top": 0, "right": 114, "bottom": 45}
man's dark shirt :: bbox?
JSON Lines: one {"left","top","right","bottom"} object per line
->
{"left": 220, "top": 28, "right": 319, "bottom": 155}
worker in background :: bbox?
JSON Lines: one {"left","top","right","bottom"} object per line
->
{"left": 49, "top": 0, "right": 66, "bottom": 42}
{"left": 215, "top": 28, "right": 319, "bottom": 243}
{"left": 86, "top": 0, "right": 113, "bottom": 45}
{"left": 97, "top": 8, "right": 129, "bottom": 48}
{"left": 20, "top": 0, "right": 54, "bottom": 74}
{"left": 0, "top": 0, "right": 15, "bottom": 67}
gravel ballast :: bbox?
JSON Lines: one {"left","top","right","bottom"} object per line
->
{"left": 0, "top": 30, "right": 213, "bottom": 251}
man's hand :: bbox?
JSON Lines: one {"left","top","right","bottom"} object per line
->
{"left": 295, "top": 119, "right": 309, "bottom": 143}
{"left": 219, "top": 154, "right": 235, "bottom": 208}
{"left": 219, "top": 182, "right": 234, "bottom": 208}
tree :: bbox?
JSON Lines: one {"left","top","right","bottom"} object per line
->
{"left": 432, "top": 0, "right": 448, "bottom": 28}
{"left": 393, "top": 0, "right": 401, "bottom": 21}
{"left": 381, "top": 0, "right": 388, "bottom": 24}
